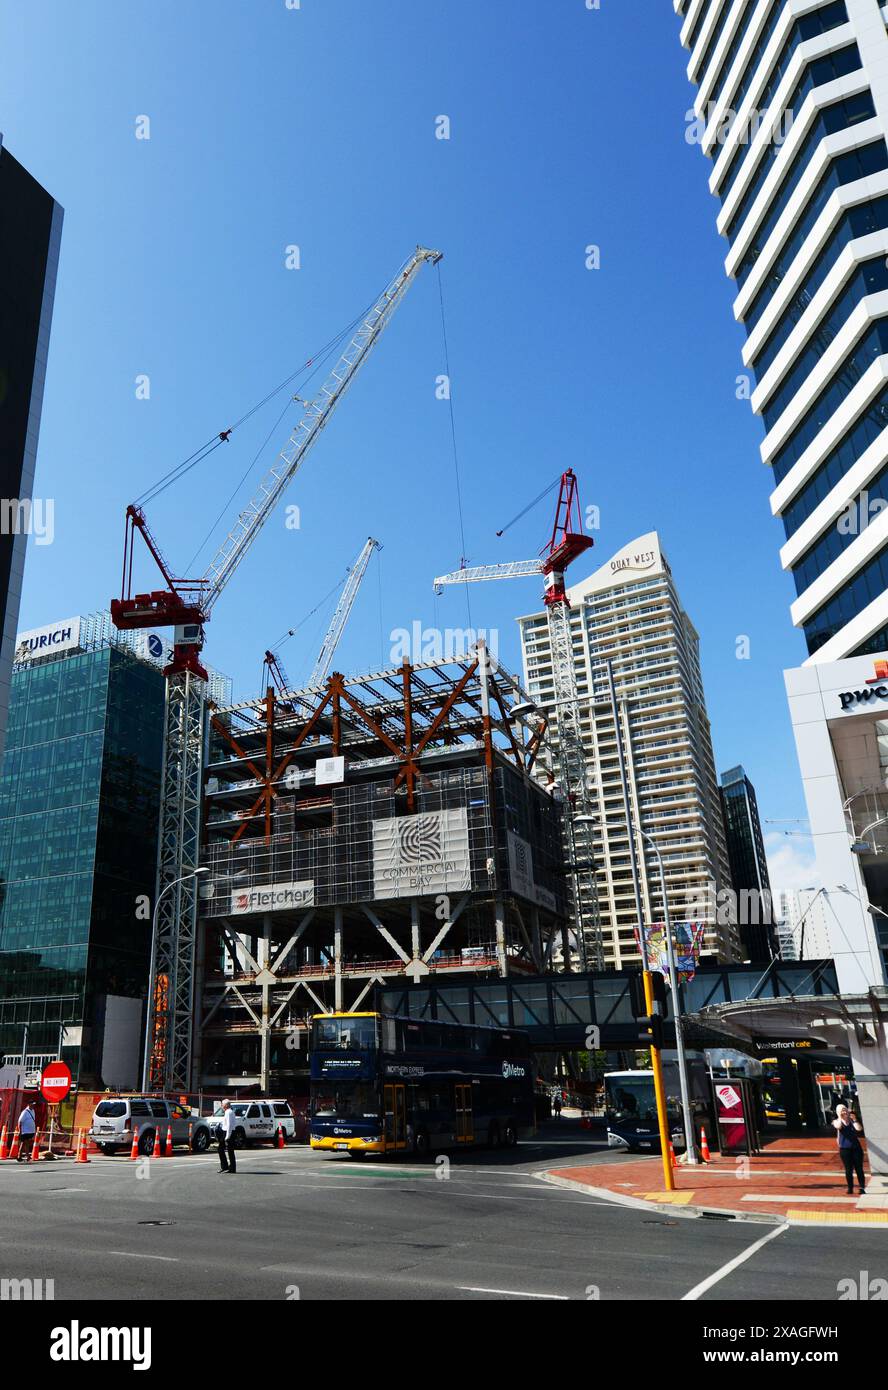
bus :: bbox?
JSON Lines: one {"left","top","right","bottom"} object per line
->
{"left": 605, "top": 1060, "right": 710, "bottom": 1154}
{"left": 309, "top": 1011, "right": 536, "bottom": 1156}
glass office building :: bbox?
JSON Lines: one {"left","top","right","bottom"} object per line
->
{"left": 675, "top": 0, "right": 888, "bottom": 659}
{"left": 0, "top": 638, "right": 164, "bottom": 1086}
{"left": 719, "top": 764, "right": 777, "bottom": 960}
{"left": 0, "top": 139, "right": 63, "bottom": 759}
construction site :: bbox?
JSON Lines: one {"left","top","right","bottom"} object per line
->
{"left": 97, "top": 246, "right": 604, "bottom": 1098}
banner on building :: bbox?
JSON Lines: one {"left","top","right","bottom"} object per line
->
{"left": 15, "top": 616, "right": 81, "bottom": 662}
{"left": 634, "top": 921, "right": 706, "bottom": 983}
{"left": 373, "top": 809, "right": 471, "bottom": 899}
{"left": 231, "top": 881, "right": 315, "bottom": 915}
{"left": 507, "top": 830, "right": 557, "bottom": 913}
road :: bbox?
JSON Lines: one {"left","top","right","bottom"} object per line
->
{"left": 1, "top": 1125, "right": 885, "bottom": 1301}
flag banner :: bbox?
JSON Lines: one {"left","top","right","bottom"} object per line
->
{"left": 633, "top": 921, "right": 706, "bottom": 983}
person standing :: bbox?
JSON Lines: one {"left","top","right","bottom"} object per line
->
{"left": 217, "top": 1099, "right": 237, "bottom": 1174}
{"left": 833, "top": 1103, "right": 866, "bottom": 1195}
{"left": 16, "top": 1099, "right": 37, "bottom": 1162}
{"left": 552, "top": 1093, "right": 562, "bottom": 1118}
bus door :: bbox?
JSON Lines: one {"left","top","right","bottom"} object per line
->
{"left": 384, "top": 1084, "right": 407, "bottom": 1150}
{"left": 455, "top": 1084, "right": 474, "bottom": 1144}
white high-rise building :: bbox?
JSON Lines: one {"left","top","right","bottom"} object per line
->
{"left": 518, "top": 532, "right": 740, "bottom": 968}
{"left": 676, "top": 0, "right": 888, "bottom": 659}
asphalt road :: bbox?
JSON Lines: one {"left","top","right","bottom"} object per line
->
{"left": 1, "top": 1126, "right": 885, "bottom": 1301}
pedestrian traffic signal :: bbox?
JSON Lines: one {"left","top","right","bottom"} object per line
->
{"left": 628, "top": 970, "right": 666, "bottom": 1049}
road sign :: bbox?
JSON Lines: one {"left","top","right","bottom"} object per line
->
{"left": 39, "top": 1061, "right": 72, "bottom": 1104}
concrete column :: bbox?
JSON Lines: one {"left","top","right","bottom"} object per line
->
{"left": 494, "top": 896, "right": 507, "bottom": 977}
{"left": 850, "top": 1025, "right": 888, "bottom": 1180}
{"left": 259, "top": 913, "right": 272, "bottom": 1092}
{"left": 334, "top": 907, "right": 343, "bottom": 1012}
{"left": 411, "top": 900, "right": 421, "bottom": 961}
{"left": 531, "top": 907, "right": 543, "bottom": 968}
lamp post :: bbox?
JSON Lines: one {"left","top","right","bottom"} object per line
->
{"left": 637, "top": 827, "right": 698, "bottom": 1165}
{"left": 141, "top": 867, "right": 210, "bottom": 1091}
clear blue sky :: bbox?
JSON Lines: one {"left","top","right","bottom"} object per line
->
{"left": 0, "top": 1, "right": 815, "bottom": 883}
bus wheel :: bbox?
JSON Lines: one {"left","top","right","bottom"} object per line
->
{"left": 414, "top": 1129, "right": 430, "bottom": 1158}
{"left": 503, "top": 1123, "right": 518, "bottom": 1148}
{"left": 487, "top": 1124, "right": 501, "bottom": 1150}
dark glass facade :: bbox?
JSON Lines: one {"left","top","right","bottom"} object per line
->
{"left": 0, "top": 644, "right": 164, "bottom": 1085}
{"left": 0, "top": 142, "right": 62, "bottom": 758}
{"left": 719, "top": 765, "right": 776, "bottom": 963}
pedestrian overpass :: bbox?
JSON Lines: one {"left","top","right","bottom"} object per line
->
{"left": 376, "top": 958, "right": 839, "bottom": 1050}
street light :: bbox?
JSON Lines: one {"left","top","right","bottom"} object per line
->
{"left": 636, "top": 826, "right": 698, "bottom": 1166}
{"left": 141, "top": 867, "right": 210, "bottom": 1090}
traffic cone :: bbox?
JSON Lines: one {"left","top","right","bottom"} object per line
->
{"left": 700, "top": 1127, "right": 711, "bottom": 1163}
{"left": 668, "top": 1139, "right": 677, "bottom": 1169}
{"left": 187, "top": 1121, "right": 193, "bottom": 1150}
{"left": 0, "top": 1124, "right": 8, "bottom": 1161}
{"left": 152, "top": 1128, "right": 162, "bottom": 1159}
{"left": 164, "top": 1127, "right": 173, "bottom": 1157}
{"left": 9, "top": 1128, "right": 20, "bottom": 1161}
{"left": 129, "top": 1126, "right": 140, "bottom": 1160}
{"left": 75, "top": 1128, "right": 90, "bottom": 1164}
{"left": 30, "top": 1130, "right": 42, "bottom": 1163}
{"left": 276, "top": 1124, "right": 285, "bottom": 1150}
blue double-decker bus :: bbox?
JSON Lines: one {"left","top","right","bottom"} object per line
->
{"left": 309, "top": 1011, "right": 536, "bottom": 1156}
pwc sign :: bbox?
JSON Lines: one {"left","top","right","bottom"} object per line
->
{"left": 838, "top": 660, "right": 888, "bottom": 711}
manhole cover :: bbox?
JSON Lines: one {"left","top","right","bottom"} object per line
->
{"left": 137, "top": 1220, "right": 176, "bottom": 1226}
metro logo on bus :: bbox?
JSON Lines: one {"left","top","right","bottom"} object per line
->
{"left": 502, "top": 1062, "right": 526, "bottom": 1079}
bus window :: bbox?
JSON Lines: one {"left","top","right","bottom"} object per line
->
{"left": 311, "top": 1083, "right": 379, "bottom": 1120}
{"left": 312, "top": 1016, "right": 377, "bottom": 1051}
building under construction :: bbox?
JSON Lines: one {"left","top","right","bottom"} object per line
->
{"left": 196, "top": 644, "right": 569, "bottom": 1092}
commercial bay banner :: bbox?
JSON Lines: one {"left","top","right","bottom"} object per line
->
{"left": 373, "top": 809, "right": 471, "bottom": 899}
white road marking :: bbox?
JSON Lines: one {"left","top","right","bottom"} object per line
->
{"left": 106, "top": 1252, "right": 179, "bottom": 1262}
{"left": 741, "top": 1194, "right": 858, "bottom": 1204}
{"left": 458, "top": 1285, "right": 569, "bottom": 1299}
{"left": 681, "top": 1222, "right": 789, "bottom": 1301}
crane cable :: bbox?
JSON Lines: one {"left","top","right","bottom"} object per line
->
{"left": 436, "top": 264, "right": 472, "bottom": 627}
{"left": 495, "top": 476, "right": 560, "bottom": 538}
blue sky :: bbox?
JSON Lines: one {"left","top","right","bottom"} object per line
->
{"left": 1, "top": 0, "right": 815, "bottom": 884}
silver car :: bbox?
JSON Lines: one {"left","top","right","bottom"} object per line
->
{"left": 89, "top": 1096, "right": 212, "bottom": 1155}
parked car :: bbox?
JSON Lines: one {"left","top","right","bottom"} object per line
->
{"left": 89, "top": 1097, "right": 212, "bottom": 1155}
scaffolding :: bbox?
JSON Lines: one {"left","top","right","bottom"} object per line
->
{"left": 196, "top": 642, "right": 572, "bottom": 1090}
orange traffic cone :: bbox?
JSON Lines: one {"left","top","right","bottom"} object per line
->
{"left": 164, "top": 1127, "right": 173, "bottom": 1157}
{"left": 129, "top": 1126, "right": 140, "bottom": 1160}
{"left": 0, "top": 1124, "right": 8, "bottom": 1161}
{"left": 30, "top": 1130, "right": 42, "bottom": 1163}
{"left": 75, "top": 1128, "right": 90, "bottom": 1164}
{"left": 152, "top": 1128, "right": 162, "bottom": 1159}
{"left": 276, "top": 1124, "right": 285, "bottom": 1150}
{"left": 9, "top": 1128, "right": 20, "bottom": 1161}
{"left": 187, "top": 1122, "right": 193, "bottom": 1150}
{"left": 668, "top": 1139, "right": 677, "bottom": 1169}
{"left": 700, "top": 1127, "right": 711, "bottom": 1163}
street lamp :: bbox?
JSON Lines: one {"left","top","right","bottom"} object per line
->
{"left": 141, "top": 867, "right": 210, "bottom": 1090}
{"left": 636, "top": 826, "right": 698, "bottom": 1166}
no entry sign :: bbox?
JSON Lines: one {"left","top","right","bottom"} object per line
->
{"left": 39, "top": 1061, "right": 72, "bottom": 1104}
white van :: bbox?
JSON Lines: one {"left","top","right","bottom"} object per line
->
{"left": 208, "top": 1099, "right": 295, "bottom": 1147}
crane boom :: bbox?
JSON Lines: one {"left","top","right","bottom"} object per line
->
{"left": 308, "top": 537, "right": 381, "bottom": 687}
{"left": 201, "top": 248, "right": 441, "bottom": 617}
{"left": 434, "top": 559, "right": 543, "bottom": 592}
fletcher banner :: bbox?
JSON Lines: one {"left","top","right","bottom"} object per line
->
{"left": 372, "top": 809, "right": 471, "bottom": 899}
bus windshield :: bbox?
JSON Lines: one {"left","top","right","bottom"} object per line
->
{"left": 312, "top": 1017, "right": 377, "bottom": 1051}
{"left": 606, "top": 1076, "right": 659, "bottom": 1123}
{"left": 311, "top": 1082, "right": 379, "bottom": 1121}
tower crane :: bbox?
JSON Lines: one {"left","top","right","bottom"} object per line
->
{"left": 263, "top": 536, "right": 381, "bottom": 700}
{"left": 433, "top": 469, "right": 602, "bottom": 969}
{"left": 112, "top": 246, "right": 441, "bottom": 1092}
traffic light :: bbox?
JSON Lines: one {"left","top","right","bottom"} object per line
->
{"left": 628, "top": 971, "right": 666, "bottom": 1049}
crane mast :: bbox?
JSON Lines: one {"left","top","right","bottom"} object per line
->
{"left": 125, "top": 247, "right": 440, "bottom": 1092}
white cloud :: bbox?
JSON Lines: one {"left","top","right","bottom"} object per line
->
{"left": 762, "top": 831, "right": 821, "bottom": 901}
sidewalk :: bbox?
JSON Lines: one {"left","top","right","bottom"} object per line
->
{"left": 542, "top": 1136, "right": 888, "bottom": 1226}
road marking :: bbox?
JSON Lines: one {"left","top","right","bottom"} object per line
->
{"left": 107, "top": 1251, "right": 179, "bottom": 1262}
{"left": 681, "top": 1222, "right": 788, "bottom": 1301}
{"left": 644, "top": 1191, "right": 694, "bottom": 1204}
{"left": 741, "top": 1194, "right": 858, "bottom": 1204}
{"left": 457, "top": 1285, "right": 569, "bottom": 1299}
